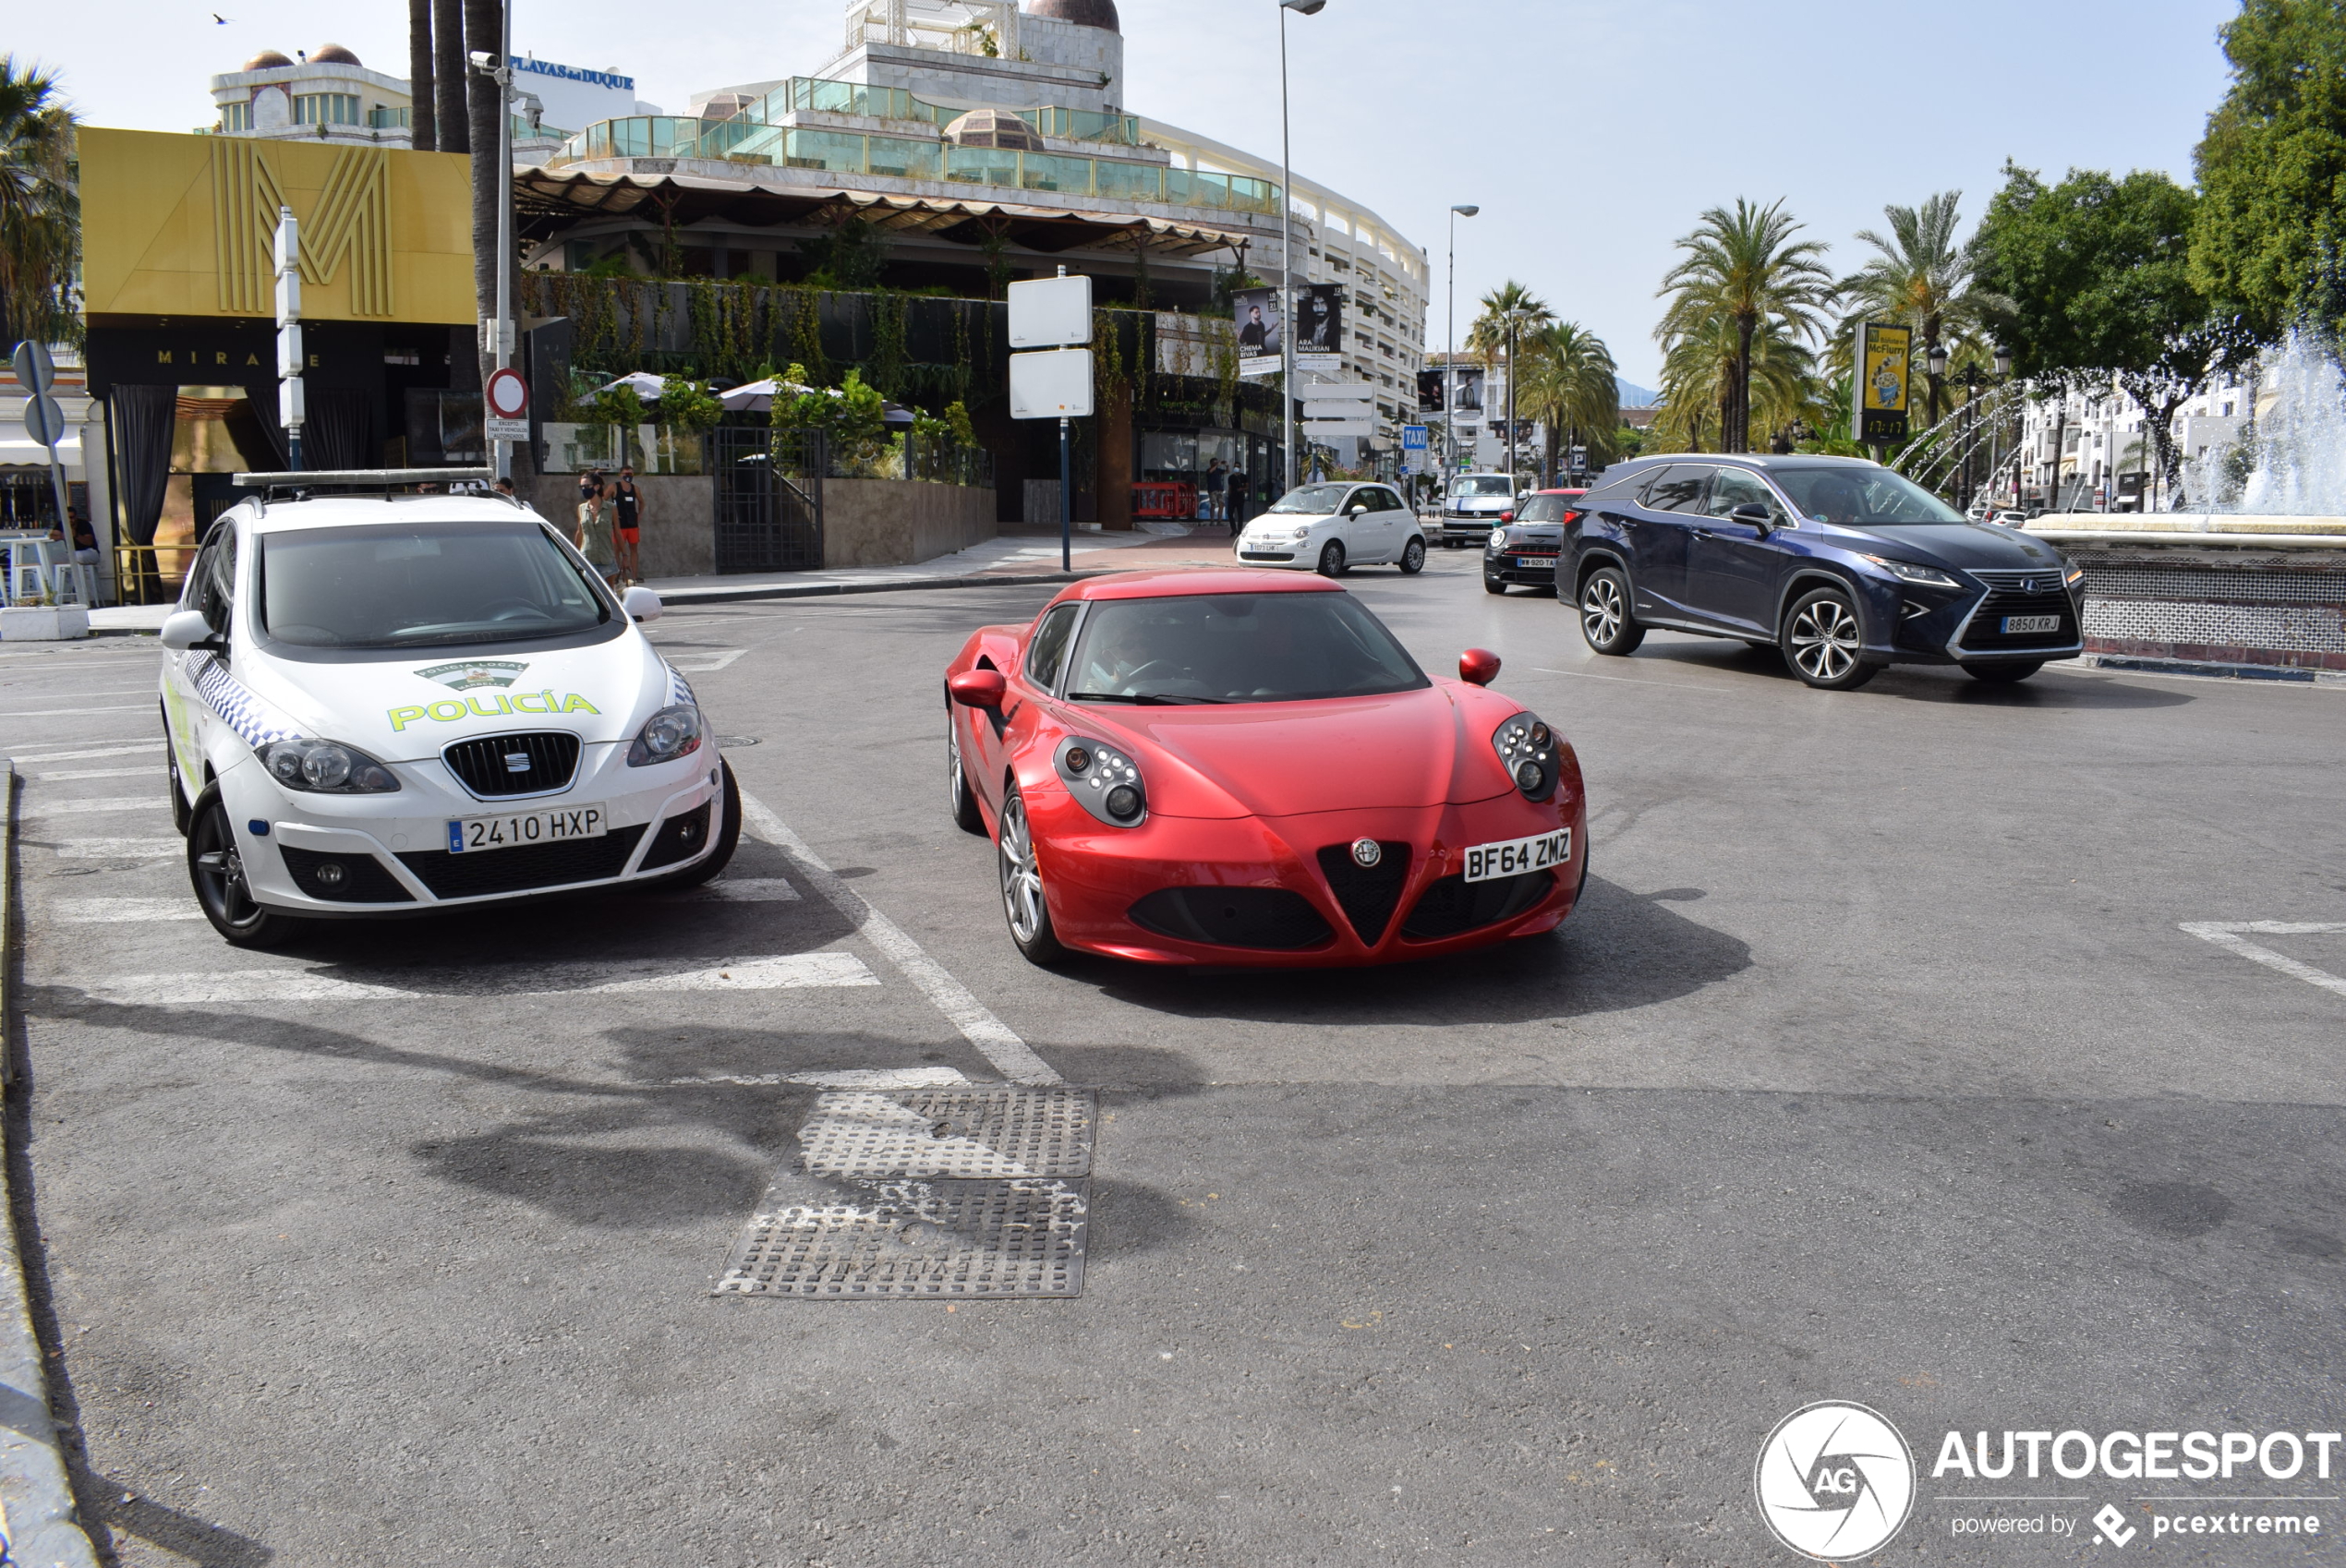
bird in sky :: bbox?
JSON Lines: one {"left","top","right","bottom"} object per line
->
{"left": 212, "top": 12, "right": 232, "bottom": 21}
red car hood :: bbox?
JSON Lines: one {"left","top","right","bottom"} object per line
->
{"left": 1066, "top": 683, "right": 1519, "bottom": 817}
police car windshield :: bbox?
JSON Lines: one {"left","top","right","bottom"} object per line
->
{"left": 260, "top": 521, "right": 611, "bottom": 648}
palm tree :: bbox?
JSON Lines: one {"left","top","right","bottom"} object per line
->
{"left": 1518, "top": 321, "right": 1619, "bottom": 482}
{"left": 0, "top": 57, "right": 79, "bottom": 349}
{"left": 1468, "top": 281, "right": 1554, "bottom": 480}
{"left": 1655, "top": 311, "right": 1820, "bottom": 454}
{"left": 1654, "top": 199, "right": 1833, "bottom": 452}
{"left": 1837, "top": 191, "right": 2003, "bottom": 430}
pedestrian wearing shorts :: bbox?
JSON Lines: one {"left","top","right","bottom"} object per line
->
{"left": 612, "top": 467, "right": 644, "bottom": 584}
{"left": 575, "top": 479, "right": 620, "bottom": 586}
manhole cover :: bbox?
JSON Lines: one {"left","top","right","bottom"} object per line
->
{"left": 798, "top": 1087, "right": 1094, "bottom": 1178}
{"left": 717, "top": 1179, "right": 1087, "bottom": 1297}
{"left": 715, "top": 735, "right": 760, "bottom": 747}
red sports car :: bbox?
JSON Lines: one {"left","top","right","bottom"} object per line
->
{"left": 943, "top": 568, "right": 1589, "bottom": 967}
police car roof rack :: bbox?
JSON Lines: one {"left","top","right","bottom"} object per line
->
{"left": 231, "top": 467, "right": 520, "bottom": 513}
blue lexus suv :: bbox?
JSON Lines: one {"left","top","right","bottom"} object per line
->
{"left": 1561, "top": 453, "right": 2086, "bottom": 690}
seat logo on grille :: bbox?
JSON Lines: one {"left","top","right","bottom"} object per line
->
{"left": 1350, "top": 838, "right": 1382, "bottom": 867}
{"left": 503, "top": 752, "right": 532, "bottom": 773}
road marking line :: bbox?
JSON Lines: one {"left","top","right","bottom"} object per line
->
{"left": 2180, "top": 921, "right": 2346, "bottom": 999}
{"left": 673, "top": 877, "right": 799, "bottom": 903}
{"left": 667, "top": 647, "right": 748, "bottom": 672}
{"left": 56, "top": 898, "right": 203, "bottom": 923}
{"left": 72, "top": 951, "right": 879, "bottom": 1006}
{"left": 5, "top": 742, "right": 163, "bottom": 765}
{"left": 54, "top": 838, "right": 180, "bottom": 859}
{"left": 29, "top": 766, "right": 154, "bottom": 781}
{"left": 23, "top": 796, "right": 161, "bottom": 815}
{"left": 668, "top": 1067, "right": 971, "bottom": 1089}
{"left": 1533, "top": 667, "right": 1743, "bottom": 697}
{"left": 736, "top": 788, "right": 1059, "bottom": 1085}
{"left": 0, "top": 705, "right": 153, "bottom": 718}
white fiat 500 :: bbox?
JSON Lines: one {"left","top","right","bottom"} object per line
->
{"left": 1235, "top": 481, "right": 1428, "bottom": 577}
{"left": 158, "top": 481, "right": 738, "bottom": 947}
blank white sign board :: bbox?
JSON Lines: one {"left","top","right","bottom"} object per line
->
{"left": 1008, "top": 274, "right": 1094, "bottom": 349}
{"left": 1010, "top": 347, "right": 1095, "bottom": 419}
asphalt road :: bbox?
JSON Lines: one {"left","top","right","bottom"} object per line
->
{"left": 6, "top": 543, "right": 2345, "bottom": 1566}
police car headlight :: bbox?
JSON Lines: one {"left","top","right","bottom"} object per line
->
{"left": 626, "top": 704, "right": 704, "bottom": 766}
{"left": 258, "top": 738, "right": 401, "bottom": 793}
{"left": 1492, "top": 712, "right": 1560, "bottom": 802}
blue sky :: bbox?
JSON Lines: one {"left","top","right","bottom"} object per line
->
{"left": 26, "top": 0, "right": 2243, "bottom": 385}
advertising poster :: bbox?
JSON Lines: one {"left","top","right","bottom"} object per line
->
{"left": 1454, "top": 367, "right": 1485, "bottom": 415}
{"left": 1857, "top": 320, "right": 1912, "bottom": 444}
{"left": 1233, "top": 287, "right": 1282, "bottom": 378}
{"left": 1416, "top": 369, "right": 1445, "bottom": 412}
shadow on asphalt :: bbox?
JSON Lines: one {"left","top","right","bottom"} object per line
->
{"left": 1631, "top": 641, "right": 2196, "bottom": 708}
{"left": 1072, "top": 875, "right": 1749, "bottom": 1029}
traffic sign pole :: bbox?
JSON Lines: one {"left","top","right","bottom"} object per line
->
{"left": 13, "top": 342, "right": 71, "bottom": 531}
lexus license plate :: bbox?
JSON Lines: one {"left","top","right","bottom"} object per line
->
{"left": 447, "top": 805, "right": 606, "bottom": 854}
{"left": 2001, "top": 613, "right": 2061, "bottom": 633}
{"left": 1463, "top": 828, "right": 1571, "bottom": 883}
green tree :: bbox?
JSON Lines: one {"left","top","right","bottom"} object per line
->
{"left": 1654, "top": 199, "right": 1833, "bottom": 452}
{"left": 1975, "top": 163, "right": 2253, "bottom": 498}
{"left": 1655, "top": 310, "right": 1817, "bottom": 454}
{"left": 0, "top": 57, "right": 79, "bottom": 348}
{"left": 1837, "top": 190, "right": 2004, "bottom": 428}
{"left": 659, "top": 376, "right": 725, "bottom": 433}
{"left": 1469, "top": 281, "right": 1554, "bottom": 477}
{"left": 1518, "top": 321, "right": 1619, "bottom": 480}
{"left": 2190, "top": 0, "right": 2346, "bottom": 340}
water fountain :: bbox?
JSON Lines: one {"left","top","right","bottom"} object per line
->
{"left": 2023, "top": 332, "right": 2346, "bottom": 682}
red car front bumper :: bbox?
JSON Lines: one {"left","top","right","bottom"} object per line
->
{"left": 1025, "top": 787, "right": 1586, "bottom": 967}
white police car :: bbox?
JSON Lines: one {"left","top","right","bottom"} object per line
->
{"left": 158, "top": 472, "right": 738, "bottom": 947}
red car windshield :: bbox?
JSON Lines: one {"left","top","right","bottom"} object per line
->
{"left": 1064, "top": 593, "right": 1430, "bottom": 705}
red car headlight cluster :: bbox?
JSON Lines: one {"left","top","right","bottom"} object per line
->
{"left": 1493, "top": 712, "right": 1560, "bottom": 802}
{"left": 1056, "top": 737, "right": 1147, "bottom": 826}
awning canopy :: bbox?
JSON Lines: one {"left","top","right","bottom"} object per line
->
{"left": 514, "top": 168, "right": 1255, "bottom": 259}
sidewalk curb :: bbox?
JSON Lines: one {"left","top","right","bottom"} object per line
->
{"left": 656, "top": 569, "right": 1113, "bottom": 606}
{"left": 0, "top": 762, "right": 103, "bottom": 1568}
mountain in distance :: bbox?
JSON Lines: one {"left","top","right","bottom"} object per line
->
{"left": 1615, "top": 378, "right": 1658, "bottom": 407}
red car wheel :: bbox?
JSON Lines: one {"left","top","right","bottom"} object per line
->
{"left": 997, "top": 787, "right": 1068, "bottom": 966}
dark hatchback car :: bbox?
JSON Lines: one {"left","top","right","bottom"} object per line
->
{"left": 1562, "top": 454, "right": 2085, "bottom": 690}
{"left": 1483, "top": 488, "right": 1585, "bottom": 593}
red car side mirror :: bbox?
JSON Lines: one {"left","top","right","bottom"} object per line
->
{"left": 949, "top": 669, "right": 1007, "bottom": 709}
{"left": 1459, "top": 648, "right": 1501, "bottom": 686}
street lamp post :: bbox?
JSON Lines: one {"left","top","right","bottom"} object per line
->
{"left": 1926, "top": 340, "right": 1949, "bottom": 449}
{"left": 1446, "top": 203, "right": 1477, "bottom": 481}
{"left": 1277, "top": 0, "right": 1326, "bottom": 496}
{"left": 1993, "top": 344, "right": 2015, "bottom": 511}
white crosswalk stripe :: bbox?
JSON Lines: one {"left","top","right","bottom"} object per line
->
{"left": 26, "top": 796, "right": 163, "bottom": 815}
{"left": 675, "top": 877, "right": 799, "bottom": 902}
{"left": 30, "top": 766, "right": 155, "bottom": 781}
{"left": 74, "top": 951, "right": 880, "bottom": 1006}
{"left": 54, "top": 838, "right": 181, "bottom": 859}
{"left": 57, "top": 898, "right": 203, "bottom": 923}
{"left": 7, "top": 742, "right": 163, "bottom": 764}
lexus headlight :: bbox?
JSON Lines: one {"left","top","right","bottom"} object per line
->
{"left": 258, "top": 738, "right": 400, "bottom": 793}
{"left": 1489, "top": 527, "right": 1508, "bottom": 549}
{"left": 626, "top": 703, "right": 704, "bottom": 766}
{"left": 1864, "top": 554, "right": 1962, "bottom": 590}
{"left": 1492, "top": 713, "right": 1560, "bottom": 802}
{"left": 1056, "top": 736, "right": 1146, "bottom": 826}
{"left": 2064, "top": 561, "right": 2086, "bottom": 588}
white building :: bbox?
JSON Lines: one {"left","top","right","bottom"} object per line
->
{"left": 206, "top": 45, "right": 659, "bottom": 155}
{"left": 2012, "top": 368, "right": 2257, "bottom": 512}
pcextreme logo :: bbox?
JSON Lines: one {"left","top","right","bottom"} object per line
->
{"left": 1755, "top": 1402, "right": 1917, "bottom": 1562}
{"left": 388, "top": 692, "right": 599, "bottom": 730}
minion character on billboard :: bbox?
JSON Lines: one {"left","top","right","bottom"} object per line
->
{"left": 1857, "top": 322, "right": 1912, "bottom": 442}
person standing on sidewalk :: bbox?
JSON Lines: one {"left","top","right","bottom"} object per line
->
{"left": 612, "top": 466, "right": 644, "bottom": 585}
{"left": 1204, "top": 460, "right": 1227, "bottom": 525}
{"left": 1227, "top": 466, "right": 1250, "bottom": 528}
{"left": 575, "top": 478, "right": 620, "bottom": 587}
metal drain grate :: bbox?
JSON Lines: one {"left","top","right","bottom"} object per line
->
{"left": 717, "top": 1179, "right": 1087, "bottom": 1297}
{"left": 797, "top": 1087, "right": 1095, "bottom": 1178}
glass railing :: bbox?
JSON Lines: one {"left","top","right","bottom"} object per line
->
{"left": 548, "top": 118, "right": 1279, "bottom": 215}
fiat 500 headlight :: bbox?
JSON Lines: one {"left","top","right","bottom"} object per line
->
{"left": 257, "top": 738, "right": 400, "bottom": 793}
{"left": 1055, "top": 736, "right": 1146, "bottom": 826}
{"left": 1492, "top": 712, "right": 1560, "bottom": 802}
{"left": 626, "top": 704, "right": 704, "bottom": 766}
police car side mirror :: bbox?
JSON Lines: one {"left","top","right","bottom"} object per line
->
{"left": 160, "top": 609, "right": 224, "bottom": 653}
{"left": 622, "top": 585, "right": 662, "bottom": 623}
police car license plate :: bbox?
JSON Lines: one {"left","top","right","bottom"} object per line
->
{"left": 447, "top": 806, "right": 605, "bottom": 854}
{"left": 1463, "top": 828, "right": 1570, "bottom": 883}
{"left": 2001, "top": 613, "right": 2061, "bottom": 633}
